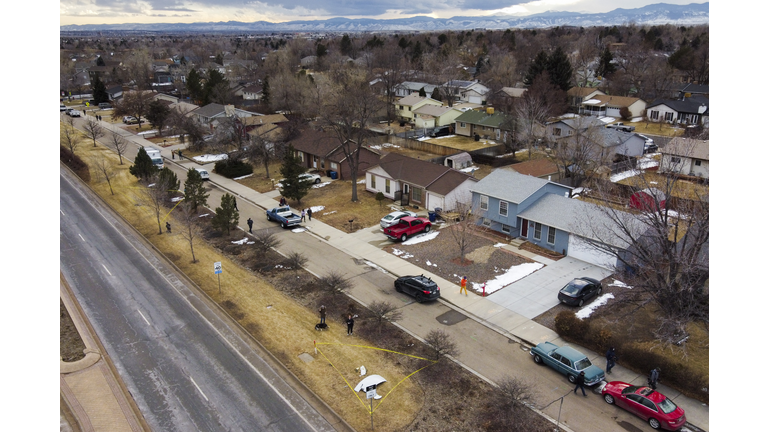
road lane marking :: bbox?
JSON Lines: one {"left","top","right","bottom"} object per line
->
{"left": 78, "top": 234, "right": 85, "bottom": 241}
{"left": 102, "top": 264, "right": 112, "bottom": 276}
{"left": 137, "top": 309, "right": 151, "bottom": 326}
{"left": 190, "top": 377, "right": 209, "bottom": 401}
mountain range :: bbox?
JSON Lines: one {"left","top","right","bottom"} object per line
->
{"left": 60, "top": 2, "right": 709, "bottom": 33}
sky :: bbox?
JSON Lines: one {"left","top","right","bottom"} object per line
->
{"left": 59, "top": 0, "right": 702, "bottom": 26}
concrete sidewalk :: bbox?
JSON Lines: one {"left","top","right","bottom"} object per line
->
{"left": 79, "top": 115, "right": 709, "bottom": 431}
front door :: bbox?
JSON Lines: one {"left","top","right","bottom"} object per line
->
{"left": 313, "top": 155, "right": 318, "bottom": 169}
{"left": 520, "top": 218, "right": 528, "bottom": 237}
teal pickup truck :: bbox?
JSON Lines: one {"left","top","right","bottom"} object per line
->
{"left": 266, "top": 206, "right": 302, "bottom": 228}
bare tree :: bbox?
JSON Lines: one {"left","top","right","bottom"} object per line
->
{"left": 319, "top": 270, "right": 353, "bottom": 295}
{"left": 83, "top": 118, "right": 104, "bottom": 147}
{"left": 447, "top": 197, "right": 478, "bottom": 263}
{"left": 285, "top": 251, "right": 308, "bottom": 269}
{"left": 547, "top": 117, "right": 611, "bottom": 188}
{"left": 253, "top": 229, "right": 282, "bottom": 255}
{"left": 60, "top": 118, "right": 81, "bottom": 154}
{"left": 112, "top": 90, "right": 155, "bottom": 130}
{"left": 481, "top": 377, "right": 541, "bottom": 432}
{"left": 108, "top": 132, "right": 130, "bottom": 165}
{"left": 177, "top": 200, "right": 202, "bottom": 263}
{"left": 368, "top": 301, "right": 403, "bottom": 335}
{"left": 93, "top": 156, "right": 116, "bottom": 195}
{"left": 424, "top": 329, "right": 460, "bottom": 360}
{"left": 134, "top": 174, "right": 170, "bottom": 235}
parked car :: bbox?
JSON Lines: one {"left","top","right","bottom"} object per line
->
{"left": 299, "top": 172, "right": 322, "bottom": 184}
{"left": 195, "top": 168, "right": 209, "bottom": 181}
{"left": 430, "top": 126, "right": 451, "bottom": 137}
{"left": 60, "top": 104, "right": 67, "bottom": 111}
{"left": 601, "top": 381, "right": 686, "bottom": 430}
{"left": 98, "top": 102, "right": 112, "bottom": 109}
{"left": 123, "top": 116, "right": 139, "bottom": 124}
{"left": 530, "top": 341, "right": 605, "bottom": 385}
{"left": 382, "top": 216, "right": 432, "bottom": 242}
{"left": 394, "top": 275, "right": 440, "bottom": 302}
{"left": 67, "top": 109, "right": 81, "bottom": 117}
{"left": 380, "top": 210, "right": 417, "bottom": 229}
{"left": 607, "top": 122, "right": 635, "bottom": 132}
{"left": 266, "top": 206, "right": 302, "bottom": 228}
{"left": 557, "top": 277, "right": 603, "bottom": 307}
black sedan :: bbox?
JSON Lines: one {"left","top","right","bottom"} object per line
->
{"left": 394, "top": 275, "right": 440, "bottom": 302}
{"left": 558, "top": 277, "right": 603, "bottom": 307}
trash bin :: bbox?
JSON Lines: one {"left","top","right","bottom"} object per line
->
{"left": 329, "top": 171, "right": 338, "bottom": 180}
{"left": 428, "top": 211, "right": 436, "bottom": 222}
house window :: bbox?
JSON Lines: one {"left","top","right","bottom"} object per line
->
{"left": 330, "top": 162, "right": 338, "bottom": 170}
{"left": 533, "top": 222, "right": 542, "bottom": 240}
{"left": 650, "top": 111, "right": 659, "bottom": 120}
{"left": 664, "top": 112, "right": 674, "bottom": 122}
{"left": 499, "top": 201, "right": 508, "bottom": 217}
{"left": 412, "top": 187, "right": 422, "bottom": 202}
{"left": 671, "top": 157, "right": 681, "bottom": 163}
{"left": 482, "top": 218, "right": 491, "bottom": 227}
{"left": 480, "top": 195, "right": 489, "bottom": 211}
{"left": 553, "top": 128, "right": 562, "bottom": 136}
{"left": 501, "top": 224, "right": 511, "bottom": 234}
{"left": 547, "top": 227, "right": 556, "bottom": 244}
{"left": 460, "top": 122, "right": 466, "bottom": 128}
{"left": 385, "top": 179, "right": 391, "bottom": 194}
{"left": 694, "top": 160, "right": 702, "bottom": 166}
{"left": 370, "top": 175, "right": 376, "bottom": 189}
{"left": 296, "top": 152, "right": 305, "bottom": 162}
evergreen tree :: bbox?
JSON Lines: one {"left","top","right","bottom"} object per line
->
{"left": 211, "top": 193, "right": 239, "bottom": 235}
{"left": 146, "top": 100, "right": 171, "bottom": 134}
{"left": 418, "top": 87, "right": 427, "bottom": 97}
{"left": 279, "top": 144, "right": 312, "bottom": 205}
{"left": 340, "top": 34, "right": 352, "bottom": 55}
{"left": 523, "top": 50, "right": 549, "bottom": 87}
{"left": 157, "top": 167, "right": 180, "bottom": 199}
{"left": 261, "top": 76, "right": 270, "bottom": 106}
{"left": 546, "top": 47, "right": 573, "bottom": 92}
{"left": 96, "top": 56, "right": 106, "bottom": 67}
{"left": 431, "top": 87, "right": 442, "bottom": 101}
{"left": 596, "top": 47, "right": 617, "bottom": 79}
{"left": 129, "top": 148, "right": 155, "bottom": 180}
{"left": 184, "top": 168, "right": 209, "bottom": 211}
{"left": 411, "top": 41, "right": 423, "bottom": 62}
{"left": 203, "top": 69, "right": 229, "bottom": 105}
{"left": 186, "top": 69, "right": 203, "bottom": 103}
{"left": 92, "top": 75, "right": 109, "bottom": 104}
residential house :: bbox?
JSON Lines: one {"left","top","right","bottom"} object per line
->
{"left": 366, "top": 153, "right": 478, "bottom": 211}
{"left": 189, "top": 103, "right": 253, "bottom": 128}
{"left": 300, "top": 56, "right": 317, "bottom": 68}
{"left": 106, "top": 85, "right": 123, "bottom": 101}
{"left": 509, "top": 158, "right": 561, "bottom": 182}
{"left": 289, "top": 128, "right": 381, "bottom": 180}
{"left": 659, "top": 137, "right": 709, "bottom": 179}
{"left": 242, "top": 113, "right": 288, "bottom": 134}
{"left": 454, "top": 107, "right": 510, "bottom": 141}
{"left": 645, "top": 96, "right": 709, "bottom": 126}
{"left": 442, "top": 80, "right": 490, "bottom": 105}
{"left": 242, "top": 85, "right": 263, "bottom": 101}
{"left": 411, "top": 105, "right": 463, "bottom": 129}
{"left": 579, "top": 94, "right": 647, "bottom": 119}
{"left": 548, "top": 119, "right": 645, "bottom": 162}
{"left": 495, "top": 87, "right": 527, "bottom": 110}
{"left": 394, "top": 81, "right": 439, "bottom": 98}
{"left": 545, "top": 116, "right": 605, "bottom": 142}
{"left": 395, "top": 94, "right": 443, "bottom": 124}
{"left": 471, "top": 169, "right": 641, "bottom": 269}
{"left": 567, "top": 87, "right": 605, "bottom": 112}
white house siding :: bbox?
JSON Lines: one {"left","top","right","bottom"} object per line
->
{"left": 442, "top": 179, "right": 477, "bottom": 213}
{"left": 366, "top": 168, "right": 398, "bottom": 199}
{"left": 426, "top": 194, "right": 445, "bottom": 212}
{"left": 647, "top": 104, "right": 678, "bottom": 123}
{"left": 415, "top": 116, "right": 435, "bottom": 128}
{"left": 468, "top": 95, "right": 484, "bottom": 104}
{"left": 690, "top": 160, "right": 709, "bottom": 178}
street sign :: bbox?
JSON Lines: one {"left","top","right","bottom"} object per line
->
{"left": 366, "top": 389, "right": 377, "bottom": 399}
{"left": 214, "top": 262, "right": 222, "bottom": 274}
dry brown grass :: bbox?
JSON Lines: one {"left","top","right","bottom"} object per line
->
{"left": 630, "top": 121, "right": 686, "bottom": 137}
{"left": 617, "top": 170, "right": 709, "bottom": 201}
{"left": 72, "top": 139, "right": 428, "bottom": 431}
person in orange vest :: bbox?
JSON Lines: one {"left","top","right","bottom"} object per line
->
{"left": 460, "top": 276, "right": 468, "bottom": 296}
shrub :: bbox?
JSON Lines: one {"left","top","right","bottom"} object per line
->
{"left": 60, "top": 146, "right": 90, "bottom": 182}
{"left": 214, "top": 160, "right": 253, "bottom": 178}
{"left": 554, "top": 310, "right": 588, "bottom": 337}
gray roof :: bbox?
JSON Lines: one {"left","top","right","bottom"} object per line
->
{"left": 194, "top": 103, "right": 226, "bottom": 118}
{"left": 647, "top": 96, "right": 709, "bottom": 115}
{"left": 518, "top": 194, "right": 645, "bottom": 249}
{"left": 470, "top": 168, "right": 551, "bottom": 204}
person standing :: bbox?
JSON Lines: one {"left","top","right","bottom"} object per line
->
{"left": 573, "top": 371, "right": 587, "bottom": 397}
{"left": 606, "top": 347, "right": 617, "bottom": 374}
{"left": 346, "top": 314, "right": 355, "bottom": 335}
{"left": 279, "top": 196, "right": 286, "bottom": 206}
{"left": 247, "top": 218, "right": 253, "bottom": 233}
{"left": 307, "top": 208, "right": 313, "bottom": 221}
{"left": 459, "top": 276, "right": 468, "bottom": 296}
{"left": 233, "top": 199, "right": 238, "bottom": 211}
{"left": 301, "top": 209, "right": 306, "bottom": 222}
{"left": 165, "top": 222, "right": 171, "bottom": 233}
{"left": 648, "top": 367, "right": 660, "bottom": 390}
{"left": 319, "top": 306, "right": 326, "bottom": 324}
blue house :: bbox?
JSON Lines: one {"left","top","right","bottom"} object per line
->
{"left": 471, "top": 169, "right": 642, "bottom": 269}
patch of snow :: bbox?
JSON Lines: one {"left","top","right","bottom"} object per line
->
{"left": 637, "top": 158, "right": 659, "bottom": 170}
{"left": 560, "top": 113, "right": 578, "bottom": 118}
{"left": 357, "top": 180, "right": 366, "bottom": 184}
{"left": 198, "top": 213, "right": 209, "bottom": 218}
{"left": 171, "top": 197, "right": 184, "bottom": 202}
{"left": 425, "top": 260, "right": 437, "bottom": 267}
{"left": 137, "top": 130, "right": 158, "bottom": 135}
{"left": 232, "top": 237, "right": 255, "bottom": 245}
{"left": 608, "top": 279, "right": 632, "bottom": 289}
{"left": 401, "top": 231, "right": 439, "bottom": 245}
{"left": 610, "top": 169, "right": 641, "bottom": 182}
{"left": 459, "top": 166, "right": 478, "bottom": 173}
{"left": 391, "top": 249, "right": 414, "bottom": 259}
{"left": 369, "top": 143, "right": 401, "bottom": 149}
{"left": 310, "top": 205, "right": 325, "bottom": 213}
{"left": 291, "top": 227, "right": 307, "bottom": 233}
{"left": 493, "top": 243, "right": 506, "bottom": 248}
{"left": 147, "top": 183, "right": 156, "bottom": 188}
{"left": 598, "top": 117, "right": 615, "bottom": 124}
{"left": 322, "top": 210, "right": 337, "bottom": 215}
{"left": 312, "top": 182, "right": 332, "bottom": 189}
{"left": 471, "top": 262, "right": 544, "bottom": 294}
{"left": 234, "top": 173, "right": 253, "bottom": 180}
{"left": 193, "top": 154, "right": 228, "bottom": 163}
{"left": 365, "top": 261, "right": 388, "bottom": 274}
{"left": 630, "top": 117, "right": 643, "bottom": 123}
{"left": 576, "top": 293, "right": 614, "bottom": 319}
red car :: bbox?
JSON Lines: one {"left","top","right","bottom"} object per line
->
{"left": 601, "top": 381, "right": 686, "bottom": 430}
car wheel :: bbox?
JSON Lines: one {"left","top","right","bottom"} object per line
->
{"left": 415, "top": 293, "right": 425, "bottom": 303}
{"left": 597, "top": 287, "right": 602, "bottom": 295}
{"left": 648, "top": 418, "right": 661, "bottom": 430}
{"left": 395, "top": 283, "right": 403, "bottom": 293}
{"left": 281, "top": 222, "right": 287, "bottom": 228}
{"left": 424, "top": 225, "right": 431, "bottom": 233}
{"left": 603, "top": 394, "right": 614, "bottom": 404}
{"left": 533, "top": 354, "right": 543, "bottom": 364}
{"left": 567, "top": 374, "right": 576, "bottom": 384}
{"left": 314, "top": 178, "right": 321, "bottom": 184}
{"left": 578, "top": 299, "right": 584, "bottom": 307}
{"left": 400, "top": 234, "right": 408, "bottom": 242}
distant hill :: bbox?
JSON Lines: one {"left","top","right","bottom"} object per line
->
{"left": 60, "top": 3, "right": 708, "bottom": 33}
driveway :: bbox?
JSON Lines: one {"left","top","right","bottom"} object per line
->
{"left": 486, "top": 256, "right": 614, "bottom": 319}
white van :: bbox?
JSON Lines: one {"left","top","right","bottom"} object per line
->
{"left": 195, "top": 168, "right": 210, "bottom": 180}
{"left": 144, "top": 147, "right": 164, "bottom": 170}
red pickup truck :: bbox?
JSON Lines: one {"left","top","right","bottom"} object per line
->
{"left": 383, "top": 216, "right": 432, "bottom": 241}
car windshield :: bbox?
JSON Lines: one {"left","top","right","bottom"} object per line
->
{"left": 622, "top": 385, "right": 642, "bottom": 395}
{"left": 561, "top": 280, "right": 586, "bottom": 295}
{"left": 657, "top": 397, "right": 678, "bottom": 414}
{"left": 573, "top": 358, "right": 592, "bottom": 370}
{"left": 383, "top": 215, "right": 395, "bottom": 221}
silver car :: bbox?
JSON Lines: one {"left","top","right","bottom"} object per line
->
{"left": 380, "top": 211, "right": 417, "bottom": 229}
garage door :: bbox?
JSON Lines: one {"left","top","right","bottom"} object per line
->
{"left": 567, "top": 235, "right": 617, "bottom": 270}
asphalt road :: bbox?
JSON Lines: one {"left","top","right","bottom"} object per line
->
{"left": 59, "top": 166, "right": 337, "bottom": 432}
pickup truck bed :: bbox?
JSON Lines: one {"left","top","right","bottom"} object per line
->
{"left": 266, "top": 206, "right": 302, "bottom": 228}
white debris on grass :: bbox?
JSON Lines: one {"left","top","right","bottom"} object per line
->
{"left": 171, "top": 197, "right": 184, "bottom": 202}
{"left": 576, "top": 293, "right": 615, "bottom": 319}
{"left": 391, "top": 249, "right": 414, "bottom": 259}
{"left": 608, "top": 279, "right": 632, "bottom": 289}
{"left": 365, "top": 261, "right": 388, "bottom": 274}
{"left": 233, "top": 173, "right": 253, "bottom": 180}
{"left": 401, "top": 231, "right": 439, "bottom": 245}
{"left": 471, "top": 262, "right": 544, "bottom": 294}
{"left": 231, "top": 237, "right": 255, "bottom": 245}
{"left": 425, "top": 260, "right": 437, "bottom": 267}
{"left": 193, "top": 154, "right": 228, "bottom": 163}
{"left": 323, "top": 210, "right": 337, "bottom": 215}
{"left": 312, "top": 182, "right": 332, "bottom": 188}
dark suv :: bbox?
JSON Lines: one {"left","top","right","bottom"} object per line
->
{"left": 394, "top": 275, "right": 440, "bottom": 302}
{"left": 430, "top": 126, "right": 451, "bottom": 137}
{"left": 557, "top": 277, "right": 602, "bottom": 307}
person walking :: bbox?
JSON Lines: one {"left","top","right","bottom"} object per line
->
{"left": 459, "top": 276, "right": 468, "bottom": 296}
{"left": 573, "top": 371, "right": 587, "bottom": 397}
{"left": 234, "top": 199, "right": 238, "bottom": 211}
{"left": 165, "top": 222, "right": 171, "bottom": 233}
{"left": 346, "top": 314, "right": 355, "bottom": 335}
{"left": 279, "top": 196, "right": 287, "bottom": 206}
{"left": 307, "top": 208, "right": 313, "bottom": 221}
{"left": 301, "top": 209, "right": 306, "bottom": 222}
{"left": 606, "top": 347, "right": 617, "bottom": 374}
{"left": 648, "top": 367, "right": 660, "bottom": 390}
{"left": 247, "top": 218, "right": 253, "bottom": 233}
{"left": 319, "top": 306, "right": 326, "bottom": 324}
